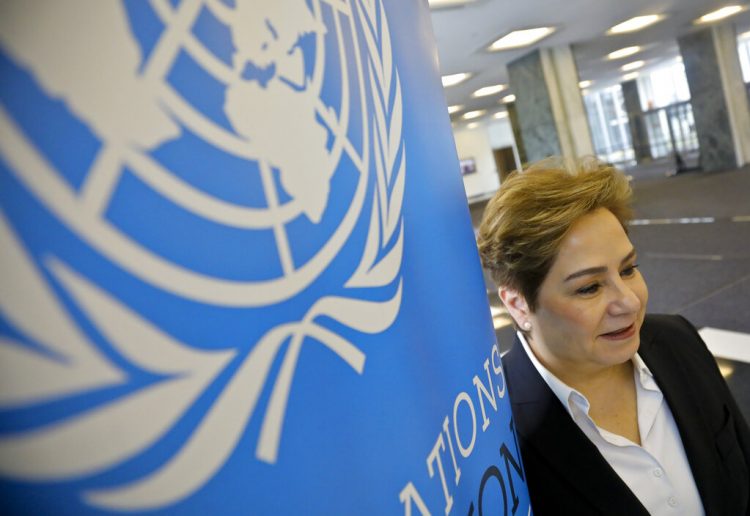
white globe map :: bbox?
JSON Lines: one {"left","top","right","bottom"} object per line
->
{"left": 0, "top": 0, "right": 406, "bottom": 510}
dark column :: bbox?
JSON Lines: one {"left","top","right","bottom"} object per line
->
{"left": 506, "top": 102, "right": 527, "bottom": 165}
{"left": 507, "top": 50, "right": 562, "bottom": 163}
{"left": 620, "top": 79, "right": 651, "bottom": 163}
{"left": 678, "top": 26, "right": 749, "bottom": 171}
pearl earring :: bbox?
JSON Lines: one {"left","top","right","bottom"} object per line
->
{"left": 523, "top": 321, "right": 531, "bottom": 331}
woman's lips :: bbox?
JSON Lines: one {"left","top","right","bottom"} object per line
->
{"left": 600, "top": 323, "right": 636, "bottom": 340}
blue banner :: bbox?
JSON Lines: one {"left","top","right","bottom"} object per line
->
{"left": 0, "top": 0, "right": 530, "bottom": 513}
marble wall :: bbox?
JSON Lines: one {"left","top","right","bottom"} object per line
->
{"left": 678, "top": 28, "right": 737, "bottom": 171}
{"left": 454, "top": 125, "right": 500, "bottom": 199}
{"left": 507, "top": 50, "right": 561, "bottom": 163}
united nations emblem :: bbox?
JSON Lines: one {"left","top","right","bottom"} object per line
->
{"left": 0, "top": 0, "right": 405, "bottom": 510}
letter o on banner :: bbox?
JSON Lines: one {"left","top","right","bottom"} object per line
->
{"left": 492, "top": 345, "right": 506, "bottom": 398}
{"left": 453, "top": 391, "right": 477, "bottom": 458}
{"left": 479, "top": 465, "right": 508, "bottom": 516}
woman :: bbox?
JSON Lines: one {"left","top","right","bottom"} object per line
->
{"left": 477, "top": 158, "right": 749, "bottom": 515}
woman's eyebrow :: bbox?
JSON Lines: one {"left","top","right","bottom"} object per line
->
{"left": 564, "top": 248, "right": 637, "bottom": 282}
{"left": 621, "top": 248, "right": 637, "bottom": 264}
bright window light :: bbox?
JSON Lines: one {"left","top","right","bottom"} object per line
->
{"left": 488, "top": 27, "right": 555, "bottom": 51}
{"left": 621, "top": 60, "right": 645, "bottom": 72}
{"left": 578, "top": 80, "right": 593, "bottom": 88}
{"left": 640, "top": 61, "right": 691, "bottom": 109}
{"left": 442, "top": 73, "right": 470, "bottom": 87}
{"left": 501, "top": 94, "right": 516, "bottom": 103}
{"left": 622, "top": 72, "right": 639, "bottom": 81}
{"left": 463, "top": 110, "right": 486, "bottom": 120}
{"left": 737, "top": 34, "right": 750, "bottom": 81}
{"left": 428, "top": 0, "right": 476, "bottom": 8}
{"left": 472, "top": 84, "right": 507, "bottom": 97}
{"left": 607, "top": 15, "right": 664, "bottom": 34}
{"left": 493, "top": 111, "right": 509, "bottom": 119}
{"left": 607, "top": 46, "right": 641, "bottom": 60}
{"left": 448, "top": 104, "right": 463, "bottom": 114}
{"left": 696, "top": 5, "right": 744, "bottom": 24}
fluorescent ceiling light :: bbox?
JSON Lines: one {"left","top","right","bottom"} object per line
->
{"left": 607, "top": 15, "right": 664, "bottom": 34}
{"left": 622, "top": 72, "right": 639, "bottom": 81}
{"left": 442, "top": 73, "right": 470, "bottom": 87}
{"left": 473, "top": 84, "right": 507, "bottom": 97}
{"left": 501, "top": 94, "right": 516, "bottom": 103}
{"left": 578, "top": 80, "right": 593, "bottom": 88}
{"left": 607, "top": 46, "right": 641, "bottom": 60}
{"left": 488, "top": 27, "right": 555, "bottom": 51}
{"left": 448, "top": 104, "right": 463, "bottom": 114}
{"left": 695, "top": 5, "right": 744, "bottom": 24}
{"left": 621, "top": 60, "right": 645, "bottom": 71}
{"left": 463, "top": 110, "right": 486, "bottom": 120}
{"left": 428, "top": 0, "right": 476, "bottom": 8}
{"left": 467, "top": 122, "right": 480, "bottom": 129}
{"left": 493, "top": 111, "right": 509, "bottom": 119}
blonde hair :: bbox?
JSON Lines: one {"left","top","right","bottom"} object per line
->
{"left": 477, "top": 157, "right": 633, "bottom": 311}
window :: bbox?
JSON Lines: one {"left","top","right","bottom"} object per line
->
{"left": 738, "top": 30, "right": 750, "bottom": 83}
{"left": 583, "top": 85, "right": 634, "bottom": 166}
{"left": 637, "top": 61, "right": 690, "bottom": 111}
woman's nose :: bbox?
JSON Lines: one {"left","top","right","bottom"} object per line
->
{"left": 608, "top": 281, "right": 641, "bottom": 315}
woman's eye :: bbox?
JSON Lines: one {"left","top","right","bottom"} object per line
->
{"left": 621, "top": 264, "right": 639, "bottom": 277}
{"left": 576, "top": 283, "right": 600, "bottom": 295}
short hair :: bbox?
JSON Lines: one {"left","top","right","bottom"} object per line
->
{"left": 477, "top": 156, "right": 633, "bottom": 311}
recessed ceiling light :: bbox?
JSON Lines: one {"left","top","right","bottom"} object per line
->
{"left": 488, "top": 27, "right": 555, "bottom": 51}
{"left": 428, "top": 0, "right": 476, "bottom": 8}
{"left": 448, "top": 104, "right": 464, "bottom": 114}
{"left": 607, "top": 15, "right": 664, "bottom": 34}
{"left": 607, "top": 46, "right": 641, "bottom": 60}
{"left": 463, "top": 110, "right": 486, "bottom": 120}
{"left": 621, "top": 60, "right": 645, "bottom": 72}
{"left": 493, "top": 111, "right": 509, "bottom": 119}
{"left": 578, "top": 80, "right": 593, "bottom": 88}
{"left": 473, "top": 84, "right": 507, "bottom": 97}
{"left": 695, "top": 5, "right": 744, "bottom": 24}
{"left": 501, "top": 94, "right": 516, "bottom": 103}
{"left": 442, "top": 73, "right": 470, "bottom": 87}
{"left": 467, "top": 122, "right": 480, "bottom": 129}
{"left": 622, "top": 72, "right": 640, "bottom": 81}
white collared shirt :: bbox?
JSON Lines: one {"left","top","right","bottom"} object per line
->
{"left": 518, "top": 331, "right": 704, "bottom": 515}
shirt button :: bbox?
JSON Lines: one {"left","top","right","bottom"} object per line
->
{"left": 653, "top": 468, "right": 663, "bottom": 478}
{"left": 668, "top": 496, "right": 678, "bottom": 508}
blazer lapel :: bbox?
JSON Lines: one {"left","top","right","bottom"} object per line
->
{"left": 504, "top": 339, "right": 649, "bottom": 515}
{"left": 638, "top": 319, "right": 723, "bottom": 515}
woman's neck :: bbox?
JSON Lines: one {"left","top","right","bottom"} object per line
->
{"left": 527, "top": 339, "right": 633, "bottom": 394}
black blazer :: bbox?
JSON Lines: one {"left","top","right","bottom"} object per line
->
{"left": 503, "top": 314, "right": 750, "bottom": 515}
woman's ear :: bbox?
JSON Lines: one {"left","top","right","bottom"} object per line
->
{"left": 498, "top": 287, "right": 530, "bottom": 327}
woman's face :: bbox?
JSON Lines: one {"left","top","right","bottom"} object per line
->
{"left": 527, "top": 208, "right": 648, "bottom": 376}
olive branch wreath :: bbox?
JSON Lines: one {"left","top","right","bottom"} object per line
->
{"left": 0, "top": 0, "right": 406, "bottom": 511}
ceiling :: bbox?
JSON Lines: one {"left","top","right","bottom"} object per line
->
{"left": 429, "top": 0, "right": 750, "bottom": 122}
